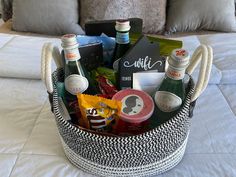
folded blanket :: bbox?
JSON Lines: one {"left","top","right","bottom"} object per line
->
{"left": 0, "top": 34, "right": 59, "bottom": 79}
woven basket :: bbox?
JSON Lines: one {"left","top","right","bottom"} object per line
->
{"left": 50, "top": 69, "right": 195, "bottom": 177}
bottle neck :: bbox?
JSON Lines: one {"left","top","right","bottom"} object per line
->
{"left": 116, "top": 31, "right": 130, "bottom": 44}
{"left": 166, "top": 64, "right": 186, "bottom": 81}
{"left": 64, "top": 45, "right": 81, "bottom": 62}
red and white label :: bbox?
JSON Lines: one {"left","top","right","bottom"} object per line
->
{"left": 121, "top": 94, "right": 144, "bottom": 116}
{"left": 166, "top": 65, "right": 185, "bottom": 80}
{"left": 175, "top": 49, "right": 187, "bottom": 57}
{"left": 112, "top": 89, "right": 154, "bottom": 123}
{"left": 64, "top": 48, "right": 81, "bottom": 61}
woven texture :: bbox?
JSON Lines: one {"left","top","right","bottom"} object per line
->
{"left": 52, "top": 69, "right": 194, "bottom": 177}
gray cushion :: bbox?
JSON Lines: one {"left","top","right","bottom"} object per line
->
{"left": 12, "top": 0, "right": 84, "bottom": 35}
{"left": 166, "top": 0, "right": 236, "bottom": 33}
{"left": 1, "top": 0, "right": 13, "bottom": 22}
{"left": 80, "top": 0, "right": 167, "bottom": 34}
{"left": 235, "top": 1, "right": 236, "bottom": 16}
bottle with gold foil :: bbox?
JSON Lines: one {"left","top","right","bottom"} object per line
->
{"left": 154, "top": 49, "right": 190, "bottom": 124}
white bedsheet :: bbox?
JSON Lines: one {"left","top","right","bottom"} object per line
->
{"left": 0, "top": 33, "right": 236, "bottom": 177}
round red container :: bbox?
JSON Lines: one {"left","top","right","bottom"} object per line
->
{"left": 112, "top": 89, "right": 154, "bottom": 136}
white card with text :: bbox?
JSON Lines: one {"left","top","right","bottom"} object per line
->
{"left": 133, "top": 72, "right": 165, "bottom": 96}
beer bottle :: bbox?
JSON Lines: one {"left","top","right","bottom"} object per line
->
{"left": 154, "top": 49, "right": 190, "bottom": 124}
{"left": 112, "top": 20, "right": 131, "bottom": 69}
{"left": 62, "top": 34, "right": 98, "bottom": 101}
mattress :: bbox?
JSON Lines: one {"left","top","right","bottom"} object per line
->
{"left": 0, "top": 28, "right": 236, "bottom": 177}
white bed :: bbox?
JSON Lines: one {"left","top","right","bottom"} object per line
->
{"left": 0, "top": 23, "right": 236, "bottom": 177}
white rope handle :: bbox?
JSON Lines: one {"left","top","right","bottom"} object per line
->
{"left": 186, "top": 45, "right": 213, "bottom": 102}
{"left": 41, "top": 43, "right": 63, "bottom": 94}
{"left": 52, "top": 45, "right": 63, "bottom": 69}
{"left": 41, "top": 43, "right": 49, "bottom": 85}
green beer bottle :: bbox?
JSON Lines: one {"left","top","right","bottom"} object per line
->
{"left": 62, "top": 34, "right": 97, "bottom": 107}
{"left": 154, "top": 49, "right": 190, "bottom": 124}
{"left": 112, "top": 20, "right": 131, "bottom": 69}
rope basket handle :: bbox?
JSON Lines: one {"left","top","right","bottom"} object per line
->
{"left": 41, "top": 43, "right": 63, "bottom": 94}
{"left": 186, "top": 45, "right": 213, "bottom": 102}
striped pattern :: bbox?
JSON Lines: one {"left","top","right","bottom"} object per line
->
{"left": 61, "top": 135, "right": 188, "bottom": 177}
{"left": 51, "top": 69, "right": 195, "bottom": 177}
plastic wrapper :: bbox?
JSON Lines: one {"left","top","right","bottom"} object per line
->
{"left": 76, "top": 34, "right": 116, "bottom": 67}
{"left": 129, "top": 33, "right": 183, "bottom": 56}
{"left": 96, "top": 67, "right": 117, "bottom": 85}
{"left": 97, "top": 76, "right": 118, "bottom": 99}
{"left": 77, "top": 94, "right": 122, "bottom": 132}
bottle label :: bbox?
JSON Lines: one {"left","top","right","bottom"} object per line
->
{"left": 65, "top": 74, "right": 89, "bottom": 95}
{"left": 166, "top": 65, "right": 185, "bottom": 80}
{"left": 116, "top": 32, "right": 130, "bottom": 44}
{"left": 154, "top": 91, "right": 182, "bottom": 112}
{"left": 64, "top": 47, "right": 81, "bottom": 62}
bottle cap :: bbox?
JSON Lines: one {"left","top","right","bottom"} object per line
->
{"left": 169, "top": 48, "right": 190, "bottom": 68}
{"left": 112, "top": 89, "right": 154, "bottom": 123}
{"left": 61, "top": 34, "right": 78, "bottom": 48}
{"left": 115, "top": 20, "right": 131, "bottom": 32}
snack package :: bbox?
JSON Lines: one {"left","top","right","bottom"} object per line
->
{"left": 129, "top": 33, "right": 183, "bottom": 56}
{"left": 90, "top": 68, "right": 118, "bottom": 99}
{"left": 77, "top": 94, "right": 122, "bottom": 132}
{"left": 97, "top": 76, "right": 118, "bottom": 99}
{"left": 96, "top": 67, "right": 117, "bottom": 85}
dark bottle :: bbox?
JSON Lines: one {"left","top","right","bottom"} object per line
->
{"left": 112, "top": 20, "right": 131, "bottom": 70}
{"left": 61, "top": 34, "right": 98, "bottom": 112}
{"left": 153, "top": 49, "right": 190, "bottom": 125}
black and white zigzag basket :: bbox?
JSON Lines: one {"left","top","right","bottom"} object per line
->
{"left": 50, "top": 69, "right": 195, "bottom": 177}
{"left": 42, "top": 43, "right": 212, "bottom": 177}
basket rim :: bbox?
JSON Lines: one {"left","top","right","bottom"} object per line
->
{"left": 52, "top": 70, "right": 194, "bottom": 142}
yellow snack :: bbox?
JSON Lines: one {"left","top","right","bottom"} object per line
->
{"left": 77, "top": 94, "right": 122, "bottom": 132}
